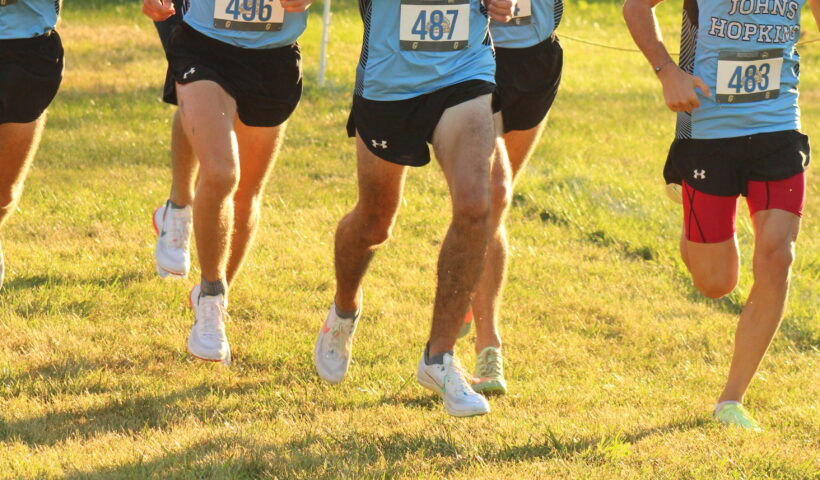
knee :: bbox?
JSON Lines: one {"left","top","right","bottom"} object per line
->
{"left": 233, "top": 190, "right": 262, "bottom": 222}
{"left": 490, "top": 177, "right": 511, "bottom": 216}
{"left": 199, "top": 163, "right": 238, "bottom": 197}
{"left": 694, "top": 271, "right": 738, "bottom": 299}
{"left": 352, "top": 207, "right": 396, "bottom": 247}
{"left": 0, "top": 185, "right": 23, "bottom": 217}
{"left": 453, "top": 193, "right": 491, "bottom": 228}
{"left": 756, "top": 241, "right": 795, "bottom": 278}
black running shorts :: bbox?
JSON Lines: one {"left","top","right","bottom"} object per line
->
{"left": 493, "top": 34, "right": 563, "bottom": 133}
{"left": 664, "top": 130, "right": 810, "bottom": 197}
{"left": 163, "top": 22, "right": 302, "bottom": 128}
{"left": 347, "top": 79, "right": 497, "bottom": 167}
{"left": 0, "top": 31, "right": 64, "bottom": 124}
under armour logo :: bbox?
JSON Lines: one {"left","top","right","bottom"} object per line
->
{"left": 371, "top": 139, "right": 388, "bottom": 149}
{"left": 183, "top": 67, "right": 196, "bottom": 80}
{"left": 693, "top": 169, "right": 706, "bottom": 180}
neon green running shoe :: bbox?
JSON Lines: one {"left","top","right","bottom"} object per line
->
{"left": 457, "top": 309, "right": 473, "bottom": 339}
{"left": 713, "top": 402, "right": 763, "bottom": 432}
{"left": 473, "top": 346, "right": 507, "bottom": 395}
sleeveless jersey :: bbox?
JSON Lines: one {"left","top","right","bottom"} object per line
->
{"left": 0, "top": 0, "right": 59, "bottom": 39}
{"left": 184, "top": 0, "right": 307, "bottom": 49}
{"left": 354, "top": 0, "right": 496, "bottom": 101}
{"left": 676, "top": 0, "right": 804, "bottom": 139}
{"left": 490, "top": 0, "right": 563, "bottom": 48}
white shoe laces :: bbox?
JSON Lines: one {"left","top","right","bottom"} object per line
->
{"left": 164, "top": 208, "right": 192, "bottom": 250}
{"left": 197, "top": 298, "right": 228, "bottom": 342}
{"left": 477, "top": 349, "right": 502, "bottom": 379}
{"left": 444, "top": 357, "right": 476, "bottom": 397}
{"left": 328, "top": 317, "right": 355, "bottom": 358}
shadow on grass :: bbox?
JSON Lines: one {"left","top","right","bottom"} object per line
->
{"left": 2, "top": 271, "right": 145, "bottom": 292}
{"left": 58, "top": 417, "right": 709, "bottom": 479}
{"left": 0, "top": 379, "right": 263, "bottom": 448}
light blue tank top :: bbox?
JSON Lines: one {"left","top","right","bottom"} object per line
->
{"left": 354, "top": 0, "right": 496, "bottom": 101}
{"left": 490, "top": 0, "right": 563, "bottom": 48}
{"left": 676, "top": 0, "right": 803, "bottom": 139}
{"left": 184, "top": 0, "right": 307, "bottom": 49}
{"left": 0, "top": 0, "right": 59, "bottom": 39}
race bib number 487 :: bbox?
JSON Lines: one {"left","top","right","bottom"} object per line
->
{"left": 716, "top": 49, "right": 784, "bottom": 104}
{"left": 213, "top": 0, "right": 284, "bottom": 31}
{"left": 400, "top": 0, "right": 470, "bottom": 51}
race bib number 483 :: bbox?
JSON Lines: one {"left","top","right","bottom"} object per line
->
{"left": 716, "top": 49, "right": 784, "bottom": 104}
{"left": 213, "top": 0, "right": 284, "bottom": 31}
{"left": 400, "top": 0, "right": 470, "bottom": 51}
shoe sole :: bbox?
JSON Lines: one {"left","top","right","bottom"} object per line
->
{"left": 473, "top": 379, "right": 508, "bottom": 396}
{"left": 152, "top": 206, "right": 187, "bottom": 279}
{"left": 187, "top": 341, "right": 231, "bottom": 365}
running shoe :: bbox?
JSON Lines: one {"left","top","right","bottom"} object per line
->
{"left": 457, "top": 309, "right": 473, "bottom": 339}
{"left": 713, "top": 402, "right": 763, "bottom": 432}
{"left": 153, "top": 201, "right": 192, "bottom": 278}
{"left": 416, "top": 351, "right": 490, "bottom": 417}
{"left": 187, "top": 293, "right": 231, "bottom": 365}
{"left": 314, "top": 301, "right": 360, "bottom": 384}
{"left": 473, "top": 346, "right": 507, "bottom": 395}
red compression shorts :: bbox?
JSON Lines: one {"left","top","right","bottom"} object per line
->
{"left": 682, "top": 172, "right": 806, "bottom": 243}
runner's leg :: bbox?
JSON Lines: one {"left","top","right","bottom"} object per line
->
{"left": 334, "top": 133, "right": 408, "bottom": 312}
{"left": 0, "top": 118, "right": 45, "bottom": 228}
{"left": 168, "top": 109, "right": 198, "bottom": 207}
{"left": 427, "top": 94, "right": 496, "bottom": 356}
{"left": 472, "top": 119, "right": 545, "bottom": 353}
{"left": 225, "top": 118, "right": 285, "bottom": 284}
{"left": 176, "top": 80, "right": 239, "bottom": 285}
{"left": 719, "top": 208, "right": 800, "bottom": 403}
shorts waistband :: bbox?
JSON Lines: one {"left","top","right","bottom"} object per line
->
{"left": 495, "top": 33, "right": 559, "bottom": 56}
{"left": 0, "top": 30, "right": 57, "bottom": 48}
{"left": 180, "top": 22, "right": 297, "bottom": 57}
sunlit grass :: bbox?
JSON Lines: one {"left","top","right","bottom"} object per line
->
{"left": 0, "top": 0, "right": 817, "bottom": 478}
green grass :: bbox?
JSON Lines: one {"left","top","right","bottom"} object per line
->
{"left": 1, "top": 1, "right": 818, "bottom": 478}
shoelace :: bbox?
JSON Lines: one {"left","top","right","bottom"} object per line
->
{"left": 328, "top": 318, "right": 354, "bottom": 356}
{"left": 445, "top": 358, "right": 477, "bottom": 396}
{"left": 198, "top": 300, "right": 229, "bottom": 341}
{"left": 477, "top": 349, "right": 502, "bottom": 379}
{"left": 165, "top": 210, "right": 192, "bottom": 249}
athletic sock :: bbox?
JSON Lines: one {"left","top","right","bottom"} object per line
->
{"left": 714, "top": 400, "right": 741, "bottom": 414}
{"left": 334, "top": 303, "right": 360, "bottom": 320}
{"left": 424, "top": 343, "right": 453, "bottom": 365}
{"left": 169, "top": 200, "right": 188, "bottom": 210}
{"left": 200, "top": 277, "right": 227, "bottom": 298}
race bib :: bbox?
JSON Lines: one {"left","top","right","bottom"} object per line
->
{"left": 213, "top": 0, "right": 284, "bottom": 32}
{"left": 0, "top": 0, "right": 19, "bottom": 6}
{"left": 715, "top": 49, "right": 783, "bottom": 104}
{"left": 510, "top": 0, "right": 532, "bottom": 25}
{"left": 400, "top": 0, "right": 470, "bottom": 51}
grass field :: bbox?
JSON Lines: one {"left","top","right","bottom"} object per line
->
{"left": 0, "top": 0, "right": 818, "bottom": 478}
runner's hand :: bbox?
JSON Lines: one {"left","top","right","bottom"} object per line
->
{"left": 658, "top": 65, "right": 711, "bottom": 113}
{"left": 281, "top": 0, "right": 313, "bottom": 13}
{"left": 485, "top": 0, "right": 517, "bottom": 22}
{"left": 142, "top": 0, "right": 175, "bottom": 21}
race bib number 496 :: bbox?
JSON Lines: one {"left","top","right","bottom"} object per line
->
{"left": 716, "top": 49, "right": 784, "bottom": 104}
{"left": 400, "top": 0, "right": 470, "bottom": 51}
{"left": 213, "top": 0, "right": 284, "bottom": 31}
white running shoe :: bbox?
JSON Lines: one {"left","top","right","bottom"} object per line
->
{"left": 416, "top": 352, "right": 490, "bottom": 417}
{"left": 153, "top": 201, "right": 192, "bottom": 278}
{"left": 314, "top": 301, "right": 359, "bottom": 384}
{"left": 187, "top": 294, "right": 231, "bottom": 365}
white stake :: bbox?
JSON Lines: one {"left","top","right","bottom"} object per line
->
{"left": 318, "top": 0, "right": 332, "bottom": 87}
